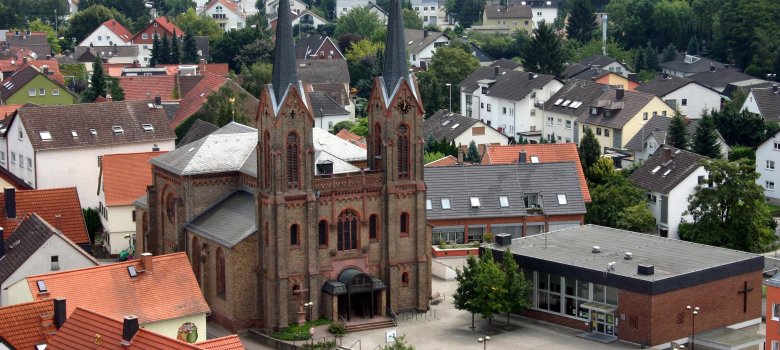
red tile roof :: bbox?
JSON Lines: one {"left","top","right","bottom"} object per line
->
{"left": 197, "top": 335, "right": 245, "bottom": 350}
{"left": 335, "top": 129, "right": 366, "bottom": 149}
{"left": 0, "top": 59, "right": 64, "bottom": 84}
{"left": 0, "top": 300, "right": 55, "bottom": 349}
{"left": 481, "top": 143, "right": 591, "bottom": 202}
{"left": 118, "top": 75, "right": 178, "bottom": 102}
{"left": 425, "top": 155, "right": 458, "bottom": 167}
{"left": 204, "top": 0, "right": 245, "bottom": 17}
{"left": 48, "top": 307, "right": 236, "bottom": 350}
{"left": 0, "top": 187, "right": 90, "bottom": 244}
{"left": 171, "top": 74, "right": 228, "bottom": 127}
{"left": 132, "top": 17, "right": 185, "bottom": 43}
{"left": 0, "top": 104, "right": 22, "bottom": 120}
{"left": 102, "top": 19, "right": 133, "bottom": 42}
{"left": 26, "top": 253, "right": 210, "bottom": 325}
{"left": 101, "top": 151, "right": 167, "bottom": 206}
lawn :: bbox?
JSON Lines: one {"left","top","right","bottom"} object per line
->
{"left": 769, "top": 203, "right": 780, "bottom": 217}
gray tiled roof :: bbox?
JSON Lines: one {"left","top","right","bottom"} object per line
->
{"left": 311, "top": 83, "right": 350, "bottom": 106}
{"left": 577, "top": 54, "right": 619, "bottom": 68}
{"left": 659, "top": 52, "right": 725, "bottom": 75}
{"left": 477, "top": 70, "right": 557, "bottom": 101}
{"left": 404, "top": 29, "right": 448, "bottom": 55}
{"left": 628, "top": 146, "right": 709, "bottom": 194}
{"left": 749, "top": 86, "right": 780, "bottom": 122}
{"left": 490, "top": 224, "right": 762, "bottom": 293}
{"left": 483, "top": 4, "right": 532, "bottom": 19}
{"left": 623, "top": 115, "right": 671, "bottom": 152}
{"left": 309, "top": 91, "right": 349, "bottom": 116}
{"left": 74, "top": 46, "right": 139, "bottom": 61}
{"left": 177, "top": 118, "right": 219, "bottom": 147}
{"left": 635, "top": 74, "right": 696, "bottom": 97}
{"left": 11, "top": 101, "right": 175, "bottom": 151}
{"left": 185, "top": 190, "right": 256, "bottom": 248}
{"left": 423, "top": 110, "right": 479, "bottom": 142}
{"left": 295, "top": 34, "right": 328, "bottom": 60}
{"left": 561, "top": 63, "right": 589, "bottom": 79}
{"left": 459, "top": 59, "right": 521, "bottom": 94}
{"left": 576, "top": 89, "right": 657, "bottom": 129}
{"left": 543, "top": 79, "right": 606, "bottom": 117}
{"left": 297, "top": 59, "right": 350, "bottom": 85}
{"left": 722, "top": 81, "right": 773, "bottom": 99}
{"left": 688, "top": 68, "right": 757, "bottom": 89}
{"left": 425, "top": 162, "right": 586, "bottom": 220}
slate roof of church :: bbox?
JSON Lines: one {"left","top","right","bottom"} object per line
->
{"left": 185, "top": 190, "right": 256, "bottom": 248}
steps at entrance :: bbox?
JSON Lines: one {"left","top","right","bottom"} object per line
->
{"left": 345, "top": 318, "right": 396, "bottom": 333}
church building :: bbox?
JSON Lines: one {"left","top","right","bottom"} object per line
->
{"left": 135, "top": 0, "right": 431, "bottom": 331}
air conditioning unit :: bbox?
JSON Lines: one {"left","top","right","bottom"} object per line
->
{"left": 495, "top": 233, "right": 512, "bottom": 246}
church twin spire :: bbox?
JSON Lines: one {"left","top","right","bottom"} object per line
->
{"left": 271, "top": 0, "right": 299, "bottom": 105}
{"left": 382, "top": 0, "right": 409, "bottom": 95}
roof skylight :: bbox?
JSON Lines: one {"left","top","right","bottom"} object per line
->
{"left": 530, "top": 156, "right": 539, "bottom": 163}
{"left": 557, "top": 194, "right": 567, "bottom": 205}
{"left": 441, "top": 198, "right": 451, "bottom": 210}
{"left": 451, "top": 123, "right": 460, "bottom": 129}
{"left": 553, "top": 99, "right": 563, "bottom": 105}
{"left": 561, "top": 100, "right": 571, "bottom": 107}
{"left": 499, "top": 196, "right": 509, "bottom": 207}
{"left": 39, "top": 131, "right": 51, "bottom": 140}
{"left": 142, "top": 123, "right": 154, "bottom": 132}
{"left": 112, "top": 126, "right": 124, "bottom": 134}
{"left": 651, "top": 166, "right": 661, "bottom": 174}
{"left": 71, "top": 130, "right": 78, "bottom": 138}
{"left": 90, "top": 129, "right": 97, "bottom": 136}
{"left": 470, "top": 197, "right": 480, "bottom": 208}
{"left": 441, "top": 119, "right": 452, "bottom": 126}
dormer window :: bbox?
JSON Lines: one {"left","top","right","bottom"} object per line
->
{"left": 590, "top": 107, "right": 599, "bottom": 115}
{"left": 481, "top": 86, "right": 487, "bottom": 94}
{"left": 524, "top": 194, "right": 539, "bottom": 208}
{"left": 603, "top": 109, "right": 612, "bottom": 117}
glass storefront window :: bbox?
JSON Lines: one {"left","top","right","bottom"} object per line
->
{"left": 531, "top": 271, "right": 617, "bottom": 322}
{"left": 593, "top": 284, "right": 606, "bottom": 302}
{"left": 606, "top": 286, "right": 618, "bottom": 305}
{"left": 578, "top": 280, "right": 589, "bottom": 299}
{"left": 565, "top": 277, "right": 576, "bottom": 296}
{"left": 550, "top": 274, "right": 561, "bottom": 293}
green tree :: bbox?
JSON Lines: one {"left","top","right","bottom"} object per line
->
{"left": 587, "top": 156, "right": 617, "bottom": 187}
{"left": 566, "top": 0, "right": 596, "bottom": 43}
{"left": 170, "top": 30, "right": 181, "bottom": 64}
{"left": 712, "top": 107, "right": 775, "bottom": 148}
{"left": 616, "top": 203, "right": 656, "bottom": 232}
{"left": 679, "top": 159, "right": 776, "bottom": 252}
{"left": 350, "top": 117, "right": 369, "bottom": 136}
{"left": 345, "top": 40, "right": 384, "bottom": 62}
{"left": 66, "top": 4, "right": 132, "bottom": 43}
{"left": 667, "top": 112, "right": 688, "bottom": 150}
{"left": 424, "top": 151, "right": 446, "bottom": 164}
{"left": 586, "top": 176, "right": 648, "bottom": 228}
{"left": 107, "top": 76, "right": 125, "bottom": 101}
{"left": 605, "top": 0, "right": 654, "bottom": 49}
{"left": 454, "top": 255, "right": 481, "bottom": 329}
{"left": 210, "top": 27, "right": 268, "bottom": 71}
{"left": 686, "top": 35, "right": 699, "bottom": 55}
{"left": 150, "top": 33, "right": 161, "bottom": 66}
{"left": 332, "top": 120, "right": 355, "bottom": 134}
{"left": 174, "top": 8, "right": 224, "bottom": 40}
{"left": 335, "top": 7, "right": 382, "bottom": 38}
{"left": 82, "top": 208, "right": 103, "bottom": 243}
{"left": 455, "top": 0, "right": 484, "bottom": 28}
{"left": 79, "top": 0, "right": 148, "bottom": 20}
{"left": 691, "top": 113, "right": 721, "bottom": 158}
{"left": 239, "top": 62, "right": 272, "bottom": 96}
{"left": 650, "top": 0, "right": 693, "bottom": 49}
{"left": 418, "top": 47, "right": 480, "bottom": 114}
{"left": 28, "top": 19, "right": 60, "bottom": 54}
{"left": 160, "top": 33, "right": 171, "bottom": 64}
{"left": 383, "top": 334, "right": 415, "bottom": 350}
{"left": 643, "top": 41, "right": 658, "bottom": 72}
{"left": 182, "top": 31, "right": 199, "bottom": 63}
{"left": 81, "top": 53, "right": 107, "bottom": 102}
{"left": 522, "top": 21, "right": 567, "bottom": 77}
{"left": 403, "top": 8, "right": 423, "bottom": 29}
{"left": 570, "top": 39, "right": 634, "bottom": 68}
{"left": 156, "top": 0, "right": 196, "bottom": 17}
{"left": 501, "top": 249, "right": 531, "bottom": 326}
{"left": 578, "top": 127, "right": 600, "bottom": 178}
{"left": 475, "top": 249, "right": 506, "bottom": 323}
{"left": 465, "top": 140, "right": 480, "bottom": 163}
{"left": 661, "top": 43, "right": 677, "bottom": 62}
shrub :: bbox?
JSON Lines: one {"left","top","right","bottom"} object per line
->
{"left": 328, "top": 322, "right": 346, "bottom": 337}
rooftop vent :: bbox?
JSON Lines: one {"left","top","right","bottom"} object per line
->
{"left": 592, "top": 246, "right": 600, "bottom": 253}
{"left": 637, "top": 264, "right": 654, "bottom": 275}
{"left": 624, "top": 252, "right": 633, "bottom": 260}
{"left": 495, "top": 233, "right": 512, "bottom": 246}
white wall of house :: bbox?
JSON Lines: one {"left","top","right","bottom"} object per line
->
{"left": 542, "top": 111, "right": 577, "bottom": 143}
{"left": 664, "top": 166, "right": 707, "bottom": 239}
{"left": 741, "top": 91, "right": 761, "bottom": 116}
{"left": 530, "top": 7, "right": 557, "bottom": 27}
{"left": 6, "top": 120, "right": 36, "bottom": 187}
{"left": 409, "top": 36, "right": 449, "bottom": 68}
{"left": 452, "top": 122, "right": 509, "bottom": 148}
{"left": 6, "top": 278, "right": 33, "bottom": 305}
{"left": 77, "top": 24, "right": 133, "bottom": 47}
{"left": 292, "top": 13, "right": 330, "bottom": 28}
{"left": 205, "top": 5, "right": 245, "bottom": 31}
{"left": 0, "top": 234, "right": 97, "bottom": 306}
{"left": 267, "top": 0, "right": 308, "bottom": 15}
{"left": 411, "top": 0, "right": 442, "bottom": 26}
{"left": 756, "top": 133, "right": 780, "bottom": 203}
{"left": 100, "top": 203, "right": 137, "bottom": 255}
{"left": 663, "top": 84, "right": 721, "bottom": 118}
{"left": 316, "top": 113, "right": 352, "bottom": 132}
{"left": 142, "top": 314, "right": 208, "bottom": 341}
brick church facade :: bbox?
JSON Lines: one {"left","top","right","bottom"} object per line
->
{"left": 135, "top": 0, "right": 431, "bottom": 331}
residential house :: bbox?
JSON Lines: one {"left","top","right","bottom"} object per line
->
{"left": 335, "top": 128, "right": 366, "bottom": 149}
{"left": 0, "top": 58, "right": 64, "bottom": 84}
{"left": 575, "top": 55, "right": 632, "bottom": 77}
{"left": 295, "top": 34, "right": 344, "bottom": 60}
{"left": 309, "top": 91, "right": 351, "bottom": 130}
{"left": 171, "top": 75, "right": 259, "bottom": 129}
{"left": 0, "top": 66, "right": 77, "bottom": 105}
{"left": 118, "top": 76, "right": 178, "bottom": 102}
{"left": 73, "top": 45, "right": 140, "bottom": 64}
{"left": 0, "top": 165, "right": 31, "bottom": 190}
{"left": 456, "top": 39, "right": 494, "bottom": 66}
{"left": 741, "top": 84, "right": 780, "bottom": 123}
{"left": 2, "top": 31, "right": 51, "bottom": 59}
{"left": 576, "top": 88, "right": 675, "bottom": 158}
{"left": 77, "top": 19, "right": 134, "bottom": 48}
{"left": 297, "top": 59, "right": 355, "bottom": 117}
{"left": 688, "top": 66, "right": 765, "bottom": 93}
{"left": 266, "top": 0, "right": 308, "bottom": 16}
{"left": 623, "top": 115, "right": 730, "bottom": 163}
{"left": 9, "top": 253, "right": 211, "bottom": 340}
{"left": 0, "top": 214, "right": 97, "bottom": 306}
{"left": 472, "top": 4, "right": 533, "bottom": 34}
{"left": 635, "top": 73, "right": 721, "bottom": 118}
{"left": 460, "top": 66, "right": 563, "bottom": 140}
{"left": 490, "top": 225, "right": 763, "bottom": 348}
{"left": 562, "top": 64, "right": 639, "bottom": 90}
{"left": 0, "top": 187, "right": 92, "bottom": 250}
{"left": 1, "top": 101, "right": 176, "bottom": 207}
{"left": 480, "top": 143, "right": 591, "bottom": 202}
{"left": 424, "top": 155, "right": 458, "bottom": 167}
{"left": 629, "top": 146, "right": 709, "bottom": 239}
{"left": 516, "top": 0, "right": 561, "bottom": 27}
{"left": 542, "top": 79, "right": 606, "bottom": 143}
{"left": 426, "top": 162, "right": 585, "bottom": 243}
{"left": 130, "top": 17, "right": 184, "bottom": 65}
{"left": 270, "top": 10, "right": 331, "bottom": 32}
{"left": 410, "top": 0, "right": 447, "bottom": 27}
{"left": 98, "top": 152, "right": 166, "bottom": 256}
{"left": 0, "top": 299, "right": 66, "bottom": 349}
{"left": 48, "top": 307, "right": 244, "bottom": 350}
{"left": 756, "top": 131, "right": 780, "bottom": 204}
{"left": 335, "top": 0, "right": 389, "bottom": 23}
{"left": 423, "top": 110, "right": 508, "bottom": 152}
{"left": 660, "top": 52, "right": 726, "bottom": 78}
{"left": 405, "top": 29, "right": 449, "bottom": 69}
{"left": 205, "top": 0, "right": 247, "bottom": 31}
{"left": 723, "top": 81, "right": 774, "bottom": 100}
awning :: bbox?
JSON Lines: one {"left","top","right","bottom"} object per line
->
{"left": 694, "top": 326, "right": 764, "bottom": 350}
{"left": 580, "top": 301, "right": 617, "bottom": 314}
{"left": 322, "top": 269, "right": 387, "bottom": 296}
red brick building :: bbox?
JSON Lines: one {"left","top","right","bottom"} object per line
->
{"left": 490, "top": 225, "right": 764, "bottom": 349}
{"left": 766, "top": 275, "right": 780, "bottom": 350}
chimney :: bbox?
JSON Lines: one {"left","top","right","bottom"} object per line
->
{"left": 661, "top": 147, "right": 672, "bottom": 163}
{"left": 773, "top": 83, "right": 778, "bottom": 94}
{"left": 4, "top": 188, "right": 16, "bottom": 219}
{"left": 22, "top": 57, "right": 27, "bottom": 65}
{"left": 0, "top": 227, "right": 4, "bottom": 258}
{"left": 54, "top": 214, "right": 62, "bottom": 230}
{"left": 132, "top": 60, "right": 140, "bottom": 67}
{"left": 141, "top": 252, "right": 153, "bottom": 272}
{"left": 154, "top": 95, "right": 162, "bottom": 106}
{"left": 662, "top": 72, "right": 668, "bottom": 80}
{"left": 54, "top": 298, "right": 66, "bottom": 329}
{"left": 152, "top": 144, "right": 160, "bottom": 151}
{"left": 122, "top": 315, "right": 140, "bottom": 342}
{"left": 45, "top": 54, "right": 51, "bottom": 60}
{"left": 494, "top": 66, "right": 500, "bottom": 76}
{"left": 518, "top": 150, "right": 527, "bottom": 163}
{"left": 528, "top": 72, "right": 534, "bottom": 80}
{"left": 615, "top": 88, "right": 624, "bottom": 100}
{"left": 457, "top": 151, "right": 464, "bottom": 164}
{"left": 199, "top": 59, "right": 206, "bottom": 74}
{"left": 709, "top": 63, "right": 715, "bottom": 72}
{"left": 42, "top": 65, "right": 49, "bottom": 74}
{"left": 423, "top": 29, "right": 429, "bottom": 38}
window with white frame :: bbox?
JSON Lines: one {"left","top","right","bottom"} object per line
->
{"left": 775, "top": 142, "right": 780, "bottom": 150}
{"left": 767, "top": 181, "right": 775, "bottom": 191}
{"left": 486, "top": 104, "right": 491, "bottom": 112}
{"left": 29, "top": 88, "right": 36, "bottom": 96}
{"left": 773, "top": 303, "right": 780, "bottom": 320}
{"left": 768, "top": 160, "right": 775, "bottom": 170}
{"left": 142, "top": 33, "right": 148, "bottom": 39}
{"left": 772, "top": 340, "right": 779, "bottom": 350}
{"left": 565, "top": 120, "right": 572, "bottom": 129}
{"left": 52, "top": 89, "right": 59, "bottom": 96}
{"left": 27, "top": 157, "right": 32, "bottom": 169}
{"left": 547, "top": 117, "right": 553, "bottom": 125}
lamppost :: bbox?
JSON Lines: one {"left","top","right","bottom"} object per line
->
{"left": 686, "top": 305, "right": 700, "bottom": 350}
{"left": 304, "top": 301, "right": 314, "bottom": 322}
{"left": 445, "top": 83, "right": 452, "bottom": 112}
{"left": 229, "top": 97, "right": 236, "bottom": 122}
{"left": 477, "top": 336, "right": 490, "bottom": 350}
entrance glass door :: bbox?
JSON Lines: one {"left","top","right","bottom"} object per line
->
{"left": 590, "top": 311, "right": 617, "bottom": 336}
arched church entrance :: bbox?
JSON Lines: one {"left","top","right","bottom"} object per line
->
{"left": 322, "top": 268, "right": 387, "bottom": 321}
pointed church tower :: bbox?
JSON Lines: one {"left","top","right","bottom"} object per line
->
{"left": 256, "top": 0, "right": 318, "bottom": 328}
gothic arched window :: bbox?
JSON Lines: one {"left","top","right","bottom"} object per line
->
{"left": 191, "top": 236, "right": 201, "bottom": 285}
{"left": 369, "top": 214, "right": 378, "bottom": 240}
{"left": 318, "top": 220, "right": 328, "bottom": 246}
{"left": 263, "top": 131, "right": 271, "bottom": 188}
{"left": 337, "top": 210, "right": 359, "bottom": 251}
{"left": 216, "top": 247, "right": 225, "bottom": 299}
{"left": 397, "top": 124, "right": 409, "bottom": 178}
{"left": 400, "top": 212, "right": 409, "bottom": 236}
{"left": 286, "top": 132, "right": 299, "bottom": 189}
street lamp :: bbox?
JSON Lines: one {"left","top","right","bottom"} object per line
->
{"left": 304, "top": 301, "right": 314, "bottom": 322}
{"left": 445, "top": 83, "right": 452, "bottom": 112}
{"left": 686, "top": 305, "right": 700, "bottom": 350}
{"left": 477, "top": 336, "right": 490, "bottom": 350}
{"left": 228, "top": 97, "right": 236, "bottom": 122}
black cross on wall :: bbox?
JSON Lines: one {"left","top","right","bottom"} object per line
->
{"left": 737, "top": 281, "right": 753, "bottom": 313}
